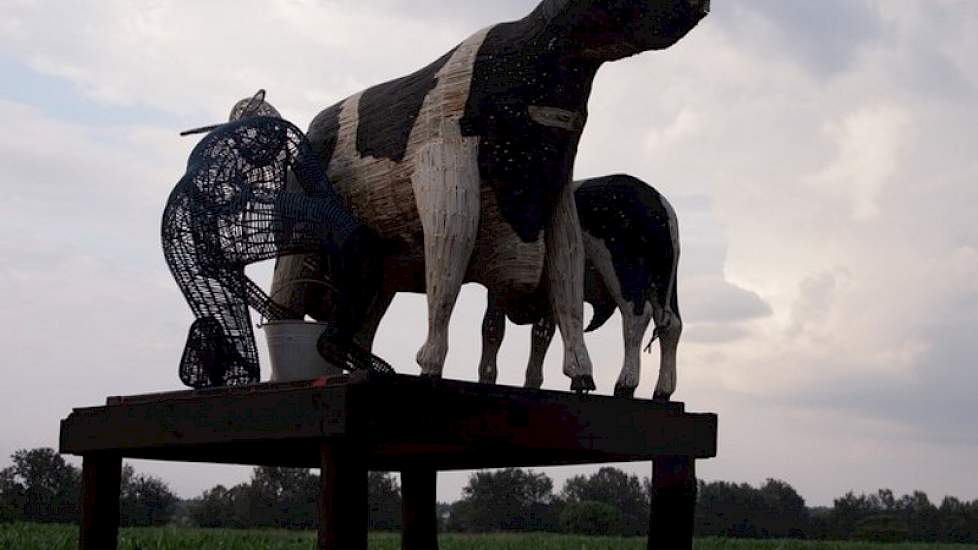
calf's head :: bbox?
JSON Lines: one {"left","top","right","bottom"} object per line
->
{"left": 541, "top": 0, "right": 710, "bottom": 61}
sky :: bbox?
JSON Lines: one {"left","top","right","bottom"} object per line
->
{"left": 1, "top": 0, "right": 976, "bottom": 507}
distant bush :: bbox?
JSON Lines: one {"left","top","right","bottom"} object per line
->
{"left": 853, "top": 515, "right": 910, "bottom": 543}
{"left": 185, "top": 467, "right": 401, "bottom": 530}
{"left": 0, "top": 448, "right": 176, "bottom": 527}
{"left": 559, "top": 500, "right": 623, "bottom": 536}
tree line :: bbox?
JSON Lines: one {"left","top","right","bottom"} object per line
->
{"left": 2, "top": 447, "right": 977, "bottom": 543}
{"left": 0, "top": 448, "right": 177, "bottom": 526}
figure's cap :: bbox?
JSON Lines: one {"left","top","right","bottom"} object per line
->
{"left": 228, "top": 89, "right": 282, "bottom": 121}
{"left": 180, "top": 89, "right": 281, "bottom": 136}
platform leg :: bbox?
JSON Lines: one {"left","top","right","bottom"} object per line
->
{"left": 319, "top": 443, "right": 367, "bottom": 550}
{"left": 649, "top": 456, "right": 696, "bottom": 550}
{"left": 78, "top": 453, "right": 122, "bottom": 550}
{"left": 402, "top": 468, "right": 438, "bottom": 550}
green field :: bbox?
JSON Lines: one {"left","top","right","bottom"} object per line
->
{"left": 2, "top": 523, "right": 977, "bottom": 550}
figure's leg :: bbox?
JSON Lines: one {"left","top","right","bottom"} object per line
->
{"left": 315, "top": 229, "right": 391, "bottom": 373}
{"left": 254, "top": 193, "right": 390, "bottom": 371}
{"left": 525, "top": 315, "right": 555, "bottom": 389}
{"left": 478, "top": 292, "right": 505, "bottom": 384}
{"left": 615, "top": 304, "right": 653, "bottom": 398}
{"left": 163, "top": 205, "right": 259, "bottom": 387}
{"left": 352, "top": 286, "right": 395, "bottom": 352}
{"left": 546, "top": 183, "right": 595, "bottom": 392}
{"left": 412, "top": 125, "right": 480, "bottom": 377}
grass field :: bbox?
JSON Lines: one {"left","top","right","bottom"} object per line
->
{"left": 2, "top": 523, "right": 977, "bottom": 550}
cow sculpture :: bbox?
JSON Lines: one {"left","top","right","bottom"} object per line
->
{"left": 272, "top": 0, "right": 709, "bottom": 392}
{"left": 478, "top": 174, "right": 682, "bottom": 399}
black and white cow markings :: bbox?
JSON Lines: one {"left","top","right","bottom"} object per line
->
{"left": 479, "top": 175, "right": 684, "bottom": 400}
{"left": 356, "top": 48, "right": 459, "bottom": 163}
{"left": 272, "top": 0, "right": 708, "bottom": 392}
{"left": 306, "top": 102, "right": 341, "bottom": 174}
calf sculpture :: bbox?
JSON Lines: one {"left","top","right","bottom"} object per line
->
{"left": 273, "top": 0, "right": 709, "bottom": 391}
{"left": 479, "top": 175, "right": 682, "bottom": 399}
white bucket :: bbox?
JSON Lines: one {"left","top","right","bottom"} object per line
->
{"left": 261, "top": 320, "right": 342, "bottom": 382}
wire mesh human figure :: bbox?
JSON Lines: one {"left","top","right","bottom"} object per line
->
{"left": 162, "top": 91, "right": 390, "bottom": 388}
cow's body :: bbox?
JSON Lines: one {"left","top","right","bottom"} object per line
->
{"left": 479, "top": 174, "right": 682, "bottom": 399}
{"left": 273, "top": 0, "right": 708, "bottom": 390}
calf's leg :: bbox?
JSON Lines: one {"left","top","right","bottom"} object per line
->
{"left": 615, "top": 304, "right": 654, "bottom": 398}
{"left": 652, "top": 308, "right": 683, "bottom": 401}
{"left": 479, "top": 292, "right": 505, "bottom": 384}
{"left": 525, "top": 316, "right": 555, "bottom": 389}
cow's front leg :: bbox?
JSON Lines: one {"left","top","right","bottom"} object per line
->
{"left": 546, "top": 183, "right": 595, "bottom": 392}
{"left": 412, "top": 124, "right": 480, "bottom": 377}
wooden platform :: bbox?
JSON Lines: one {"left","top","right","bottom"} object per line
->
{"left": 60, "top": 372, "right": 718, "bottom": 549}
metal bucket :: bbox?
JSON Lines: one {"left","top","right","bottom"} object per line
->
{"left": 261, "top": 320, "right": 342, "bottom": 382}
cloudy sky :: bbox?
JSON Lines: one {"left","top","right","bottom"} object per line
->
{"left": 1, "top": 0, "right": 976, "bottom": 506}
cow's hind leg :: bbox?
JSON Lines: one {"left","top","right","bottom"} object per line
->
{"left": 479, "top": 292, "right": 505, "bottom": 384}
{"left": 525, "top": 316, "right": 555, "bottom": 389}
{"left": 614, "top": 304, "right": 653, "bottom": 398}
{"left": 412, "top": 125, "right": 480, "bottom": 377}
{"left": 547, "top": 183, "right": 595, "bottom": 392}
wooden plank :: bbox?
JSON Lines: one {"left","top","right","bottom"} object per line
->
{"left": 346, "top": 377, "right": 714, "bottom": 461}
{"left": 401, "top": 468, "right": 439, "bottom": 550}
{"left": 648, "top": 456, "right": 697, "bottom": 550}
{"left": 60, "top": 374, "right": 716, "bottom": 468}
{"left": 103, "top": 376, "right": 341, "bottom": 406}
{"left": 61, "top": 385, "right": 346, "bottom": 453}
{"left": 319, "top": 442, "right": 367, "bottom": 550}
{"left": 78, "top": 454, "right": 121, "bottom": 550}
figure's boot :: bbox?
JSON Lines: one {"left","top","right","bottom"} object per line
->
{"left": 179, "top": 317, "right": 252, "bottom": 388}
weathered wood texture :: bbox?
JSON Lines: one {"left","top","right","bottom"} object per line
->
{"left": 78, "top": 454, "right": 121, "bottom": 550}
{"left": 61, "top": 374, "right": 716, "bottom": 470}
{"left": 649, "top": 456, "right": 697, "bottom": 550}
{"left": 319, "top": 442, "right": 367, "bottom": 550}
{"left": 61, "top": 374, "right": 716, "bottom": 548}
{"left": 402, "top": 468, "right": 439, "bottom": 550}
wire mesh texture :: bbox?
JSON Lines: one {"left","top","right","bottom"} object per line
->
{"left": 162, "top": 91, "right": 391, "bottom": 388}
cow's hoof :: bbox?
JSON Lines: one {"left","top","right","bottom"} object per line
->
{"left": 613, "top": 383, "right": 636, "bottom": 398}
{"left": 420, "top": 372, "right": 443, "bottom": 380}
{"left": 652, "top": 391, "right": 672, "bottom": 402}
{"left": 571, "top": 375, "right": 596, "bottom": 394}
